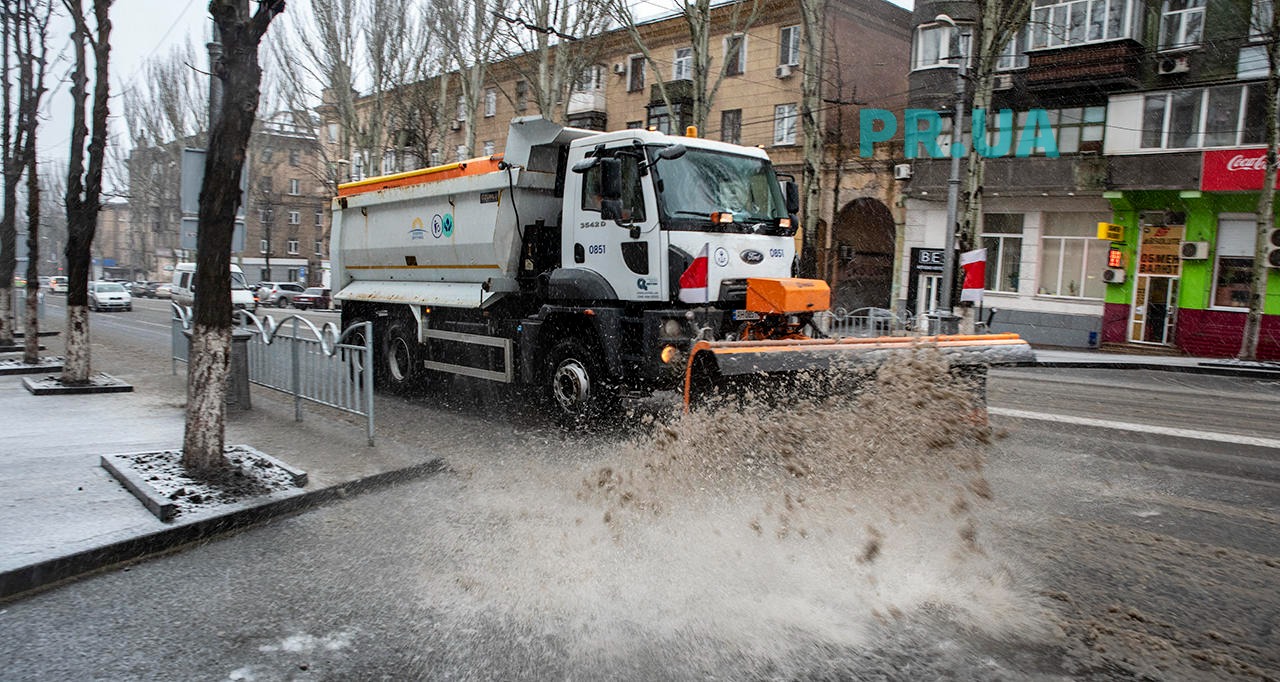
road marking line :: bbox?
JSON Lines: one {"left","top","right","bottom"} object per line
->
{"left": 989, "top": 406, "right": 1280, "bottom": 450}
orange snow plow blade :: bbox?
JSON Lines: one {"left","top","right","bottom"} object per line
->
{"left": 681, "top": 333, "right": 1035, "bottom": 409}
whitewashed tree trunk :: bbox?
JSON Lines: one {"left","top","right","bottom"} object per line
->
{"left": 1240, "top": 3, "right": 1279, "bottom": 360}
{"left": 63, "top": 305, "right": 90, "bottom": 380}
{"left": 182, "top": 324, "right": 230, "bottom": 470}
{"left": 0, "top": 291, "right": 11, "bottom": 344}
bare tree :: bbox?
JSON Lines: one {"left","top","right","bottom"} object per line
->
{"left": 796, "top": 0, "right": 824, "bottom": 277}
{"left": 1240, "top": 1, "right": 1279, "bottom": 360}
{"left": 953, "top": 0, "right": 1034, "bottom": 331}
{"left": 60, "top": 0, "right": 112, "bottom": 384}
{"left": 431, "top": 0, "right": 507, "bottom": 157}
{"left": 611, "top": 0, "right": 763, "bottom": 133}
{"left": 184, "top": 0, "right": 285, "bottom": 473}
{"left": 0, "top": 1, "right": 53, "bottom": 346}
{"left": 493, "top": 0, "right": 612, "bottom": 123}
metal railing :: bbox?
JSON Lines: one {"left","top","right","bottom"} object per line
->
{"left": 171, "top": 303, "right": 375, "bottom": 445}
{"left": 815, "top": 307, "right": 913, "bottom": 338}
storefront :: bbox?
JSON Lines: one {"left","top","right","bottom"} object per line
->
{"left": 1100, "top": 148, "right": 1280, "bottom": 360}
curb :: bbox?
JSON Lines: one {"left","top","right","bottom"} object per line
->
{"left": 0, "top": 458, "right": 446, "bottom": 603}
{"left": 22, "top": 372, "right": 133, "bottom": 395}
{"left": 1034, "top": 360, "right": 1280, "bottom": 380}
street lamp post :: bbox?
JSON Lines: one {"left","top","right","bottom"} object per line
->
{"left": 934, "top": 14, "right": 966, "bottom": 334}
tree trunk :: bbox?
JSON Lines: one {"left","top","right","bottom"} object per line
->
{"left": 798, "top": 0, "right": 826, "bottom": 278}
{"left": 184, "top": 0, "right": 282, "bottom": 473}
{"left": 23, "top": 120, "right": 39, "bottom": 364}
{"left": 1240, "top": 5, "right": 1279, "bottom": 360}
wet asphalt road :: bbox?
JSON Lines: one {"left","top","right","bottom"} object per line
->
{"left": 3, "top": 301, "right": 1276, "bottom": 680}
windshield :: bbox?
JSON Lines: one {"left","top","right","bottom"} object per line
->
{"left": 231, "top": 272, "right": 249, "bottom": 290}
{"left": 97, "top": 282, "right": 125, "bottom": 292}
{"left": 651, "top": 147, "right": 788, "bottom": 232}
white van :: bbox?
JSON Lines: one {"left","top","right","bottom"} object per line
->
{"left": 171, "top": 262, "right": 258, "bottom": 314}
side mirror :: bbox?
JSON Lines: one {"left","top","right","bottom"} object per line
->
{"left": 658, "top": 144, "right": 687, "bottom": 161}
{"left": 784, "top": 181, "right": 800, "bottom": 215}
{"left": 571, "top": 157, "right": 599, "bottom": 174}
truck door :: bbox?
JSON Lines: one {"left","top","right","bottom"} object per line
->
{"left": 566, "top": 145, "right": 663, "bottom": 303}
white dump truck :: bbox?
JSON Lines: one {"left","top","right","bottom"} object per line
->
{"left": 332, "top": 117, "right": 1032, "bottom": 416}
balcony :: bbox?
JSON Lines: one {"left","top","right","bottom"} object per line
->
{"left": 1025, "top": 40, "right": 1142, "bottom": 92}
{"left": 567, "top": 89, "right": 606, "bottom": 116}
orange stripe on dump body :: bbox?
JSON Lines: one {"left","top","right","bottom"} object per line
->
{"left": 337, "top": 155, "right": 505, "bottom": 198}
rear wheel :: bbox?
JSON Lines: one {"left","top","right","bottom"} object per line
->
{"left": 382, "top": 318, "right": 424, "bottom": 393}
{"left": 276, "top": 298, "right": 289, "bottom": 308}
{"left": 546, "top": 337, "right": 616, "bottom": 424}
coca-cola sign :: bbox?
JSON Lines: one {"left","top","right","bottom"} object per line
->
{"left": 1201, "top": 148, "right": 1280, "bottom": 191}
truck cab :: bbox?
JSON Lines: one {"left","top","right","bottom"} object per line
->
{"left": 559, "top": 130, "right": 798, "bottom": 307}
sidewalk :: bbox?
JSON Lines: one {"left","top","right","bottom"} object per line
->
{"left": 1, "top": 337, "right": 1277, "bottom": 601}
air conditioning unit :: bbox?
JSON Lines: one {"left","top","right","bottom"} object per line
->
{"left": 992, "top": 73, "right": 1014, "bottom": 91}
{"left": 1102, "top": 267, "right": 1126, "bottom": 284}
{"left": 1180, "top": 241, "right": 1209, "bottom": 259}
{"left": 1157, "top": 56, "right": 1190, "bottom": 75}
{"left": 613, "top": 63, "right": 626, "bottom": 75}
{"left": 893, "top": 163, "right": 912, "bottom": 180}
{"left": 1267, "top": 228, "right": 1280, "bottom": 268}
{"left": 775, "top": 64, "right": 793, "bottom": 79}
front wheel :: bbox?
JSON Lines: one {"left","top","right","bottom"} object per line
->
{"left": 276, "top": 298, "right": 289, "bottom": 308}
{"left": 546, "top": 338, "right": 616, "bottom": 424}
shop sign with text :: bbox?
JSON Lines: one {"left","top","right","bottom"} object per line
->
{"left": 1200, "top": 148, "right": 1280, "bottom": 192}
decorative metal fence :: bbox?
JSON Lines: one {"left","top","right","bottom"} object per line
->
{"left": 815, "top": 307, "right": 913, "bottom": 338}
{"left": 171, "top": 303, "right": 375, "bottom": 445}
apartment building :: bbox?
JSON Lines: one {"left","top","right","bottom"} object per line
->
{"left": 324, "top": 0, "right": 912, "bottom": 311}
{"left": 902, "top": 0, "right": 1279, "bottom": 358}
{"left": 243, "top": 112, "right": 332, "bottom": 287}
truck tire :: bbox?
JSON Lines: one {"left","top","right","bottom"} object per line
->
{"left": 546, "top": 337, "right": 616, "bottom": 424}
{"left": 382, "top": 318, "right": 424, "bottom": 393}
{"left": 343, "top": 315, "right": 380, "bottom": 389}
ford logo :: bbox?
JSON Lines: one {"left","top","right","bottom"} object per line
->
{"left": 740, "top": 249, "right": 764, "bottom": 264}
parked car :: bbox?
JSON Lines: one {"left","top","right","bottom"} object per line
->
{"left": 88, "top": 281, "right": 132, "bottom": 312}
{"left": 38, "top": 276, "right": 50, "bottom": 289}
{"left": 256, "top": 281, "right": 306, "bottom": 308}
{"left": 291, "top": 287, "right": 332, "bottom": 310}
{"left": 127, "top": 281, "right": 151, "bottom": 297}
{"left": 153, "top": 283, "right": 172, "bottom": 298}
{"left": 48, "top": 276, "right": 67, "bottom": 294}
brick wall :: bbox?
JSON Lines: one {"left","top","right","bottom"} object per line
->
{"left": 1102, "top": 303, "right": 1129, "bottom": 344}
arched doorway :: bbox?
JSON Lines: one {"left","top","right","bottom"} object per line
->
{"left": 827, "top": 198, "right": 895, "bottom": 311}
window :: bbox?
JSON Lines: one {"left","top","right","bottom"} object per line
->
{"left": 287, "top": 239, "right": 300, "bottom": 255}
{"left": 997, "top": 31, "right": 1029, "bottom": 71}
{"left": 674, "top": 47, "right": 692, "bottom": 80}
{"left": 327, "top": 124, "right": 338, "bottom": 143}
{"left": 1160, "top": 0, "right": 1205, "bottom": 50}
{"left": 725, "top": 34, "right": 745, "bottom": 76}
{"left": 1251, "top": 0, "right": 1273, "bottom": 39}
{"left": 314, "top": 209, "right": 324, "bottom": 227}
{"left": 1029, "top": 0, "right": 1137, "bottom": 50}
{"left": 287, "top": 268, "right": 299, "bottom": 281}
{"left": 779, "top": 25, "right": 800, "bottom": 66}
{"left": 288, "top": 178, "right": 300, "bottom": 195}
{"left": 261, "top": 147, "right": 274, "bottom": 163}
{"left": 288, "top": 210, "right": 300, "bottom": 225}
{"left": 773, "top": 103, "right": 798, "bottom": 145}
{"left": 913, "top": 23, "right": 971, "bottom": 70}
{"left": 314, "top": 240, "right": 324, "bottom": 257}
{"left": 627, "top": 120, "right": 643, "bottom": 129}
{"left": 1141, "top": 84, "right": 1267, "bottom": 150}
{"left": 989, "top": 106, "right": 1105, "bottom": 154}
{"left": 259, "top": 239, "right": 269, "bottom": 254}
{"left": 515, "top": 80, "right": 528, "bottom": 112}
{"left": 457, "top": 95, "right": 466, "bottom": 121}
{"left": 289, "top": 149, "right": 300, "bottom": 166}
{"left": 483, "top": 140, "right": 495, "bottom": 156}
{"left": 579, "top": 152, "right": 646, "bottom": 222}
{"left": 382, "top": 151, "right": 396, "bottom": 174}
{"left": 1213, "top": 217, "right": 1256, "bottom": 309}
{"left": 485, "top": 88, "right": 497, "bottom": 117}
{"left": 456, "top": 145, "right": 468, "bottom": 162}
{"left": 1038, "top": 213, "right": 1109, "bottom": 299}
{"left": 259, "top": 208, "right": 273, "bottom": 224}
{"left": 430, "top": 149, "right": 442, "bottom": 166}
{"left": 628, "top": 55, "right": 645, "bottom": 92}
{"left": 721, "top": 109, "right": 742, "bottom": 145}
{"left": 980, "top": 214, "right": 1023, "bottom": 293}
